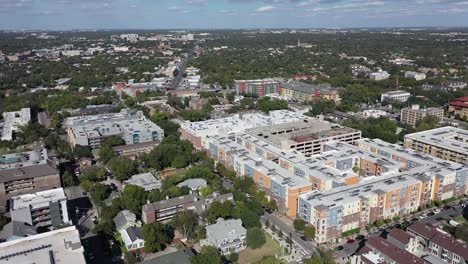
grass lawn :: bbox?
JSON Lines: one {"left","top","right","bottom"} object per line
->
{"left": 454, "top": 216, "right": 467, "bottom": 223}
{"left": 238, "top": 234, "right": 284, "bottom": 264}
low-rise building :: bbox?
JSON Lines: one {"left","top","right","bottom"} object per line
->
{"left": 123, "top": 173, "right": 162, "bottom": 191}
{"left": 1, "top": 108, "right": 31, "bottom": 141}
{"left": 113, "top": 210, "right": 141, "bottom": 232}
{"left": 408, "top": 222, "right": 468, "bottom": 264}
{"left": 362, "top": 109, "right": 388, "bottom": 119}
{"left": 0, "top": 221, "right": 37, "bottom": 241}
{"left": 0, "top": 164, "right": 61, "bottom": 211}
{"left": 370, "top": 71, "right": 390, "bottom": 81}
{"left": 120, "top": 226, "right": 145, "bottom": 254}
{"left": 10, "top": 188, "right": 70, "bottom": 228}
{"left": 0, "top": 148, "right": 48, "bottom": 169}
{"left": 405, "top": 71, "right": 426, "bottom": 81}
{"left": 381, "top": 90, "right": 411, "bottom": 103}
{"left": 112, "top": 140, "right": 159, "bottom": 159}
{"left": 386, "top": 228, "right": 418, "bottom": 254}
{"left": 201, "top": 218, "right": 247, "bottom": 254}
{"left": 449, "top": 96, "right": 468, "bottom": 119}
{"left": 404, "top": 126, "right": 468, "bottom": 165}
{"left": 66, "top": 109, "right": 164, "bottom": 149}
{"left": 400, "top": 105, "right": 444, "bottom": 127}
{"left": 177, "top": 178, "right": 207, "bottom": 191}
{"left": 0, "top": 226, "right": 86, "bottom": 264}
{"left": 142, "top": 193, "right": 233, "bottom": 223}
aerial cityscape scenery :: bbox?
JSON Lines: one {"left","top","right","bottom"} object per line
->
{"left": 0, "top": 1, "right": 468, "bottom": 264}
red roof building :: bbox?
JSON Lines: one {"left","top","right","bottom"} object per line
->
{"left": 449, "top": 96, "right": 468, "bottom": 119}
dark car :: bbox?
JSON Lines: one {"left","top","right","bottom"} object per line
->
{"left": 427, "top": 212, "right": 435, "bottom": 216}
{"left": 411, "top": 218, "right": 419, "bottom": 222}
{"left": 336, "top": 245, "right": 344, "bottom": 250}
{"left": 356, "top": 235, "right": 365, "bottom": 241}
{"left": 347, "top": 239, "right": 356, "bottom": 244}
{"left": 394, "top": 223, "right": 402, "bottom": 229}
{"left": 443, "top": 205, "right": 451, "bottom": 210}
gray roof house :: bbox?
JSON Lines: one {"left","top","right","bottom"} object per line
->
{"left": 113, "top": 210, "right": 141, "bottom": 232}
{"left": 177, "top": 178, "right": 207, "bottom": 191}
{"left": 120, "top": 226, "right": 145, "bottom": 252}
{"left": 201, "top": 218, "right": 247, "bottom": 254}
{"left": 0, "top": 221, "right": 37, "bottom": 241}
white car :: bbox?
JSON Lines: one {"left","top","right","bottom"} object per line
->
{"left": 419, "top": 215, "right": 427, "bottom": 219}
{"left": 433, "top": 209, "right": 441, "bottom": 214}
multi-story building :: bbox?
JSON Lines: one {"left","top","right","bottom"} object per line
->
{"left": 381, "top": 90, "right": 411, "bottom": 103}
{"left": 449, "top": 96, "right": 468, "bottom": 119}
{"left": 1, "top": 108, "right": 31, "bottom": 141}
{"left": 242, "top": 120, "right": 361, "bottom": 157}
{"left": 66, "top": 109, "right": 164, "bottom": 149}
{"left": 405, "top": 71, "right": 427, "bottom": 81}
{"left": 10, "top": 188, "right": 70, "bottom": 228}
{"left": 280, "top": 80, "right": 341, "bottom": 103}
{"left": 0, "top": 148, "right": 48, "bottom": 169}
{"left": 180, "top": 110, "right": 307, "bottom": 150}
{"left": 201, "top": 218, "right": 247, "bottom": 254}
{"left": 362, "top": 109, "right": 388, "bottom": 119}
{"left": 408, "top": 222, "right": 468, "bottom": 264}
{"left": 370, "top": 71, "right": 390, "bottom": 81}
{"left": 0, "top": 164, "right": 61, "bottom": 211}
{"left": 404, "top": 126, "right": 468, "bottom": 165}
{"left": 0, "top": 226, "right": 86, "bottom": 264}
{"left": 114, "top": 81, "right": 166, "bottom": 97}
{"left": 112, "top": 141, "right": 160, "bottom": 159}
{"left": 400, "top": 105, "right": 444, "bottom": 127}
{"left": 235, "top": 79, "right": 281, "bottom": 97}
{"left": 142, "top": 193, "right": 233, "bottom": 223}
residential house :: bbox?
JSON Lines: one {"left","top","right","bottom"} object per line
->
{"left": 120, "top": 226, "right": 145, "bottom": 254}
{"left": 113, "top": 210, "right": 141, "bottom": 232}
{"left": 201, "top": 218, "right": 247, "bottom": 254}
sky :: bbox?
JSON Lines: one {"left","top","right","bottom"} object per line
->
{"left": 0, "top": 0, "right": 468, "bottom": 30}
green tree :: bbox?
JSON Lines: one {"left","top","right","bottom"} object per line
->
{"left": 148, "top": 189, "right": 165, "bottom": 202}
{"left": 227, "top": 252, "right": 239, "bottom": 263}
{"left": 240, "top": 209, "right": 261, "bottom": 228}
{"left": 294, "top": 219, "right": 306, "bottom": 231}
{"left": 246, "top": 227, "right": 266, "bottom": 249}
{"left": 98, "top": 145, "right": 116, "bottom": 163}
{"left": 108, "top": 156, "right": 135, "bottom": 181}
{"left": 73, "top": 145, "right": 93, "bottom": 159}
{"left": 304, "top": 225, "right": 316, "bottom": 239}
{"left": 455, "top": 223, "right": 468, "bottom": 243}
{"left": 171, "top": 210, "right": 198, "bottom": 239}
{"left": 142, "top": 222, "right": 172, "bottom": 253}
{"left": 90, "top": 183, "right": 110, "bottom": 205}
{"left": 190, "top": 246, "right": 223, "bottom": 264}
{"left": 259, "top": 256, "right": 282, "bottom": 264}
{"left": 200, "top": 186, "right": 213, "bottom": 197}
{"left": 122, "top": 185, "right": 147, "bottom": 215}
{"left": 62, "top": 171, "right": 75, "bottom": 187}
{"left": 0, "top": 216, "right": 11, "bottom": 230}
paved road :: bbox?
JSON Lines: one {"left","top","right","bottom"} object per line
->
{"left": 171, "top": 44, "right": 198, "bottom": 89}
{"left": 264, "top": 212, "right": 316, "bottom": 256}
{"left": 420, "top": 204, "right": 465, "bottom": 225}
{"left": 443, "top": 117, "right": 468, "bottom": 128}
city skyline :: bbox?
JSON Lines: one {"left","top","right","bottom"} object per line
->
{"left": 1, "top": 0, "right": 468, "bottom": 30}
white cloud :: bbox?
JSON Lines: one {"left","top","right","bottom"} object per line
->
{"left": 256, "top": 5, "right": 276, "bottom": 11}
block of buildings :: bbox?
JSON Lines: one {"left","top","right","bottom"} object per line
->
{"left": 66, "top": 109, "right": 164, "bottom": 149}
{"left": 200, "top": 218, "right": 247, "bottom": 254}
{"left": 381, "top": 90, "right": 411, "bottom": 102}
{"left": 370, "top": 71, "right": 390, "bottom": 81}
{"left": 404, "top": 126, "right": 468, "bottom": 164}
{"left": 400, "top": 105, "right": 444, "bottom": 127}
{"left": 280, "top": 80, "right": 341, "bottom": 103}
{"left": 123, "top": 172, "right": 162, "bottom": 191}
{"left": 449, "top": 96, "right": 468, "bottom": 119}
{"left": 10, "top": 188, "right": 71, "bottom": 228}
{"left": 0, "top": 226, "right": 86, "bottom": 264}
{"left": 0, "top": 148, "right": 48, "bottom": 169}
{"left": 113, "top": 210, "right": 141, "bottom": 232}
{"left": 350, "top": 236, "right": 425, "bottom": 264}
{"left": 408, "top": 222, "right": 468, "bottom": 264}
{"left": 142, "top": 193, "right": 233, "bottom": 223}
{"left": 405, "top": 71, "right": 427, "bottom": 81}
{"left": 0, "top": 164, "right": 61, "bottom": 211}
{"left": 1, "top": 108, "right": 31, "bottom": 141}
{"left": 235, "top": 79, "right": 281, "bottom": 97}
{"left": 180, "top": 110, "right": 307, "bottom": 150}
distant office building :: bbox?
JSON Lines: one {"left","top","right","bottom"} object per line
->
{"left": 404, "top": 126, "right": 468, "bottom": 165}
{"left": 280, "top": 80, "right": 341, "bottom": 103}
{"left": 66, "top": 109, "right": 164, "bottom": 149}
{"left": 449, "top": 96, "right": 468, "bottom": 119}
{"left": 0, "top": 226, "right": 86, "bottom": 264}
{"left": 405, "top": 71, "right": 426, "bottom": 81}
{"left": 369, "top": 71, "right": 390, "bottom": 81}
{"left": 10, "top": 188, "right": 70, "bottom": 228}
{"left": 381, "top": 90, "right": 411, "bottom": 102}
{"left": 1, "top": 108, "right": 31, "bottom": 141}
{"left": 201, "top": 218, "right": 247, "bottom": 254}
{"left": 235, "top": 79, "right": 281, "bottom": 97}
{"left": 400, "top": 105, "right": 444, "bottom": 127}
{"left": 0, "top": 164, "right": 61, "bottom": 211}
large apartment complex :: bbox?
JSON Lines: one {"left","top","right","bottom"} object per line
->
{"left": 198, "top": 119, "right": 468, "bottom": 243}
{"left": 66, "top": 109, "right": 164, "bottom": 149}
{"left": 235, "top": 79, "right": 281, "bottom": 97}
{"left": 404, "top": 126, "right": 468, "bottom": 165}
{"left": 280, "top": 80, "right": 341, "bottom": 103}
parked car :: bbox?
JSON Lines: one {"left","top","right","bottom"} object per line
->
{"left": 427, "top": 212, "right": 435, "bottom": 216}
{"left": 347, "top": 239, "right": 356, "bottom": 244}
{"left": 411, "top": 217, "right": 419, "bottom": 222}
{"left": 433, "top": 209, "right": 441, "bottom": 214}
{"left": 356, "top": 235, "right": 365, "bottom": 241}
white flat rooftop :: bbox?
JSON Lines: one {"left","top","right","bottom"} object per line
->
{"left": 11, "top": 188, "right": 67, "bottom": 210}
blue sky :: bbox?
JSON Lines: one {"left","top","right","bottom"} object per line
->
{"left": 0, "top": 0, "right": 467, "bottom": 30}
